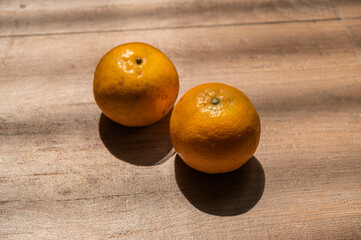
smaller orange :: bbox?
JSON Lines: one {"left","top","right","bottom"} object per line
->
{"left": 170, "top": 83, "right": 261, "bottom": 174}
{"left": 93, "top": 42, "right": 179, "bottom": 127}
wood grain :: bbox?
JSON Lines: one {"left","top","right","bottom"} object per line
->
{"left": 1, "top": 4, "right": 361, "bottom": 240}
{"left": 338, "top": 0, "right": 361, "bottom": 18}
{"left": 345, "top": 19, "right": 361, "bottom": 63}
{"left": 0, "top": 0, "right": 340, "bottom": 37}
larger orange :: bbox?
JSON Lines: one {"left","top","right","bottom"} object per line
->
{"left": 170, "top": 83, "right": 261, "bottom": 174}
{"left": 93, "top": 42, "right": 179, "bottom": 127}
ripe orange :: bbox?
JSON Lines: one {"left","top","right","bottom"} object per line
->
{"left": 170, "top": 83, "right": 261, "bottom": 174}
{"left": 93, "top": 42, "right": 179, "bottom": 127}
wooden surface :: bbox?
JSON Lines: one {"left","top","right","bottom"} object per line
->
{"left": 1, "top": 0, "right": 361, "bottom": 239}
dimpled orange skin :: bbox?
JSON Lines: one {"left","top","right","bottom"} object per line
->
{"left": 93, "top": 42, "right": 179, "bottom": 127}
{"left": 170, "top": 83, "right": 261, "bottom": 174}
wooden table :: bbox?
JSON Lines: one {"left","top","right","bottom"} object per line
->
{"left": 1, "top": 1, "right": 361, "bottom": 239}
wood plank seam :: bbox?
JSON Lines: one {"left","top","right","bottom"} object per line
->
{"left": 344, "top": 16, "right": 361, "bottom": 20}
{"left": 0, "top": 17, "right": 342, "bottom": 39}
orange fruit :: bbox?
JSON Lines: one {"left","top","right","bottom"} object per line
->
{"left": 170, "top": 83, "right": 261, "bottom": 174}
{"left": 93, "top": 42, "right": 179, "bottom": 127}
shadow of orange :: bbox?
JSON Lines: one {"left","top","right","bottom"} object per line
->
{"left": 175, "top": 155, "right": 265, "bottom": 216}
{"left": 98, "top": 111, "right": 174, "bottom": 166}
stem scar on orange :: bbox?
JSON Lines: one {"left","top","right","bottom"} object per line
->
{"left": 170, "top": 83, "right": 261, "bottom": 174}
{"left": 93, "top": 42, "right": 179, "bottom": 127}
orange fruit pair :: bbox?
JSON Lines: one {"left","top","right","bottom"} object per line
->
{"left": 93, "top": 42, "right": 261, "bottom": 174}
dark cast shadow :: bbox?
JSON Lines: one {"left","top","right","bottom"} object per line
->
{"left": 98, "top": 110, "right": 175, "bottom": 166}
{"left": 175, "top": 155, "right": 265, "bottom": 216}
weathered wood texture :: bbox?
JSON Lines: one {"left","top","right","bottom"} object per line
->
{"left": 338, "top": 0, "right": 361, "bottom": 18}
{"left": 1, "top": 0, "right": 361, "bottom": 239}
{"left": 0, "top": 0, "right": 340, "bottom": 37}
{"left": 345, "top": 19, "right": 361, "bottom": 62}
